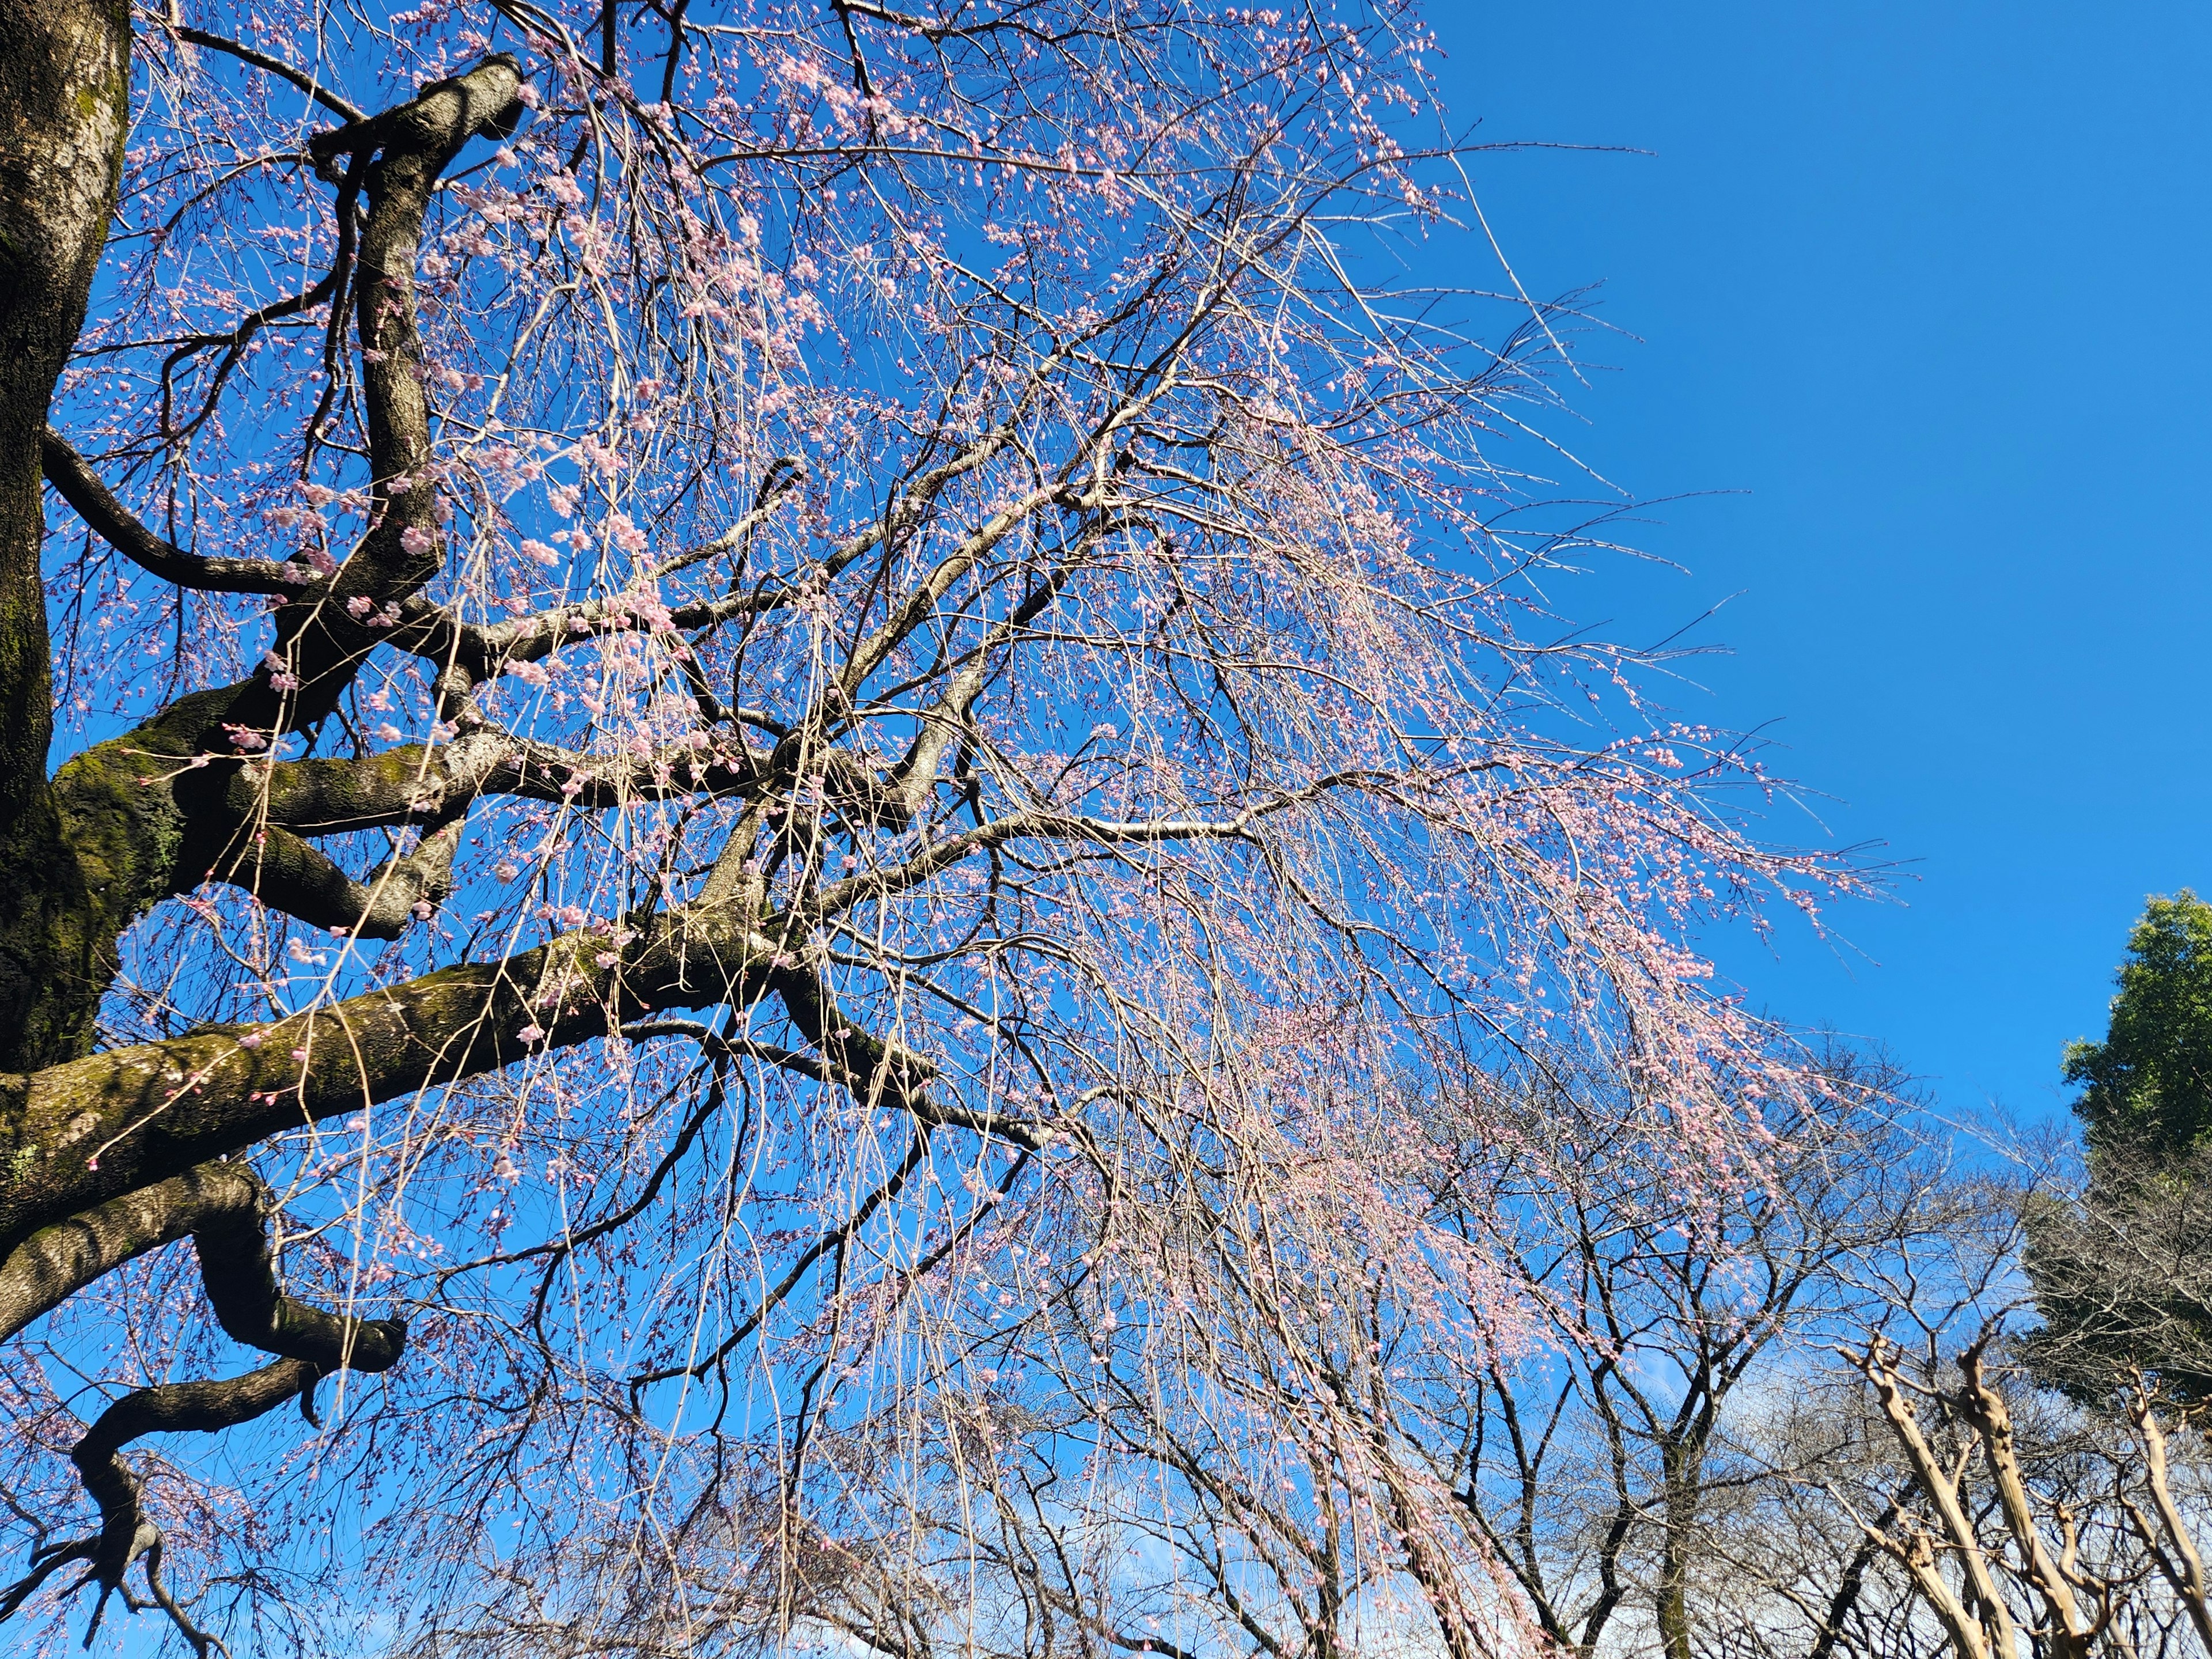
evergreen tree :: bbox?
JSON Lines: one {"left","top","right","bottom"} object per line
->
{"left": 2062, "top": 891, "right": 2212, "bottom": 1156}
{"left": 2026, "top": 893, "right": 2212, "bottom": 1404}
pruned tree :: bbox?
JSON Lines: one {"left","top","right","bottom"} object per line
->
{"left": 0, "top": 1, "right": 1859, "bottom": 1652}
{"left": 1837, "top": 1328, "right": 2212, "bottom": 1659}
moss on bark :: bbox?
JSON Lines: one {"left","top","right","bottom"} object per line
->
{"left": 0, "top": 0, "right": 129, "bottom": 1071}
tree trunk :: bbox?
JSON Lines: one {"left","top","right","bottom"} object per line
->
{"left": 0, "top": 0, "right": 128, "bottom": 1070}
{"left": 1657, "top": 1440, "right": 1699, "bottom": 1659}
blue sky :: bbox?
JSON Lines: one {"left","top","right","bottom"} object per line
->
{"left": 1414, "top": 2, "right": 2212, "bottom": 1124}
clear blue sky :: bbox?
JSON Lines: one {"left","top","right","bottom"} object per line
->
{"left": 1422, "top": 3, "right": 2212, "bottom": 1123}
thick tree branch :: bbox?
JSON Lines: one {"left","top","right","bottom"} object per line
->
{"left": 42, "top": 429, "right": 305, "bottom": 594}
{"left": 0, "top": 1161, "right": 260, "bottom": 1342}
{"left": 221, "top": 723, "right": 772, "bottom": 842}
{"left": 1, "top": 1156, "right": 400, "bottom": 1643}
{"left": 186, "top": 813, "right": 463, "bottom": 937}
{"left": 244, "top": 54, "right": 527, "bottom": 729}
{"left": 0, "top": 898, "right": 783, "bottom": 1255}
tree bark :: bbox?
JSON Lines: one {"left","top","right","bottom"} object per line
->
{"left": 0, "top": 0, "right": 130, "bottom": 1070}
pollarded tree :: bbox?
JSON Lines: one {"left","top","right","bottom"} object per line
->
{"left": 0, "top": 2, "right": 1859, "bottom": 1652}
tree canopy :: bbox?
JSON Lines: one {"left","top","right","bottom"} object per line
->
{"left": 0, "top": 3, "right": 1866, "bottom": 1654}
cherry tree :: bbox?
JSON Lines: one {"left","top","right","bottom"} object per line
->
{"left": 0, "top": 1, "right": 1857, "bottom": 1652}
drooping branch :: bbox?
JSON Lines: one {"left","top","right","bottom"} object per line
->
{"left": 158, "top": 270, "right": 344, "bottom": 442}
{"left": 624, "top": 1118, "right": 934, "bottom": 1403}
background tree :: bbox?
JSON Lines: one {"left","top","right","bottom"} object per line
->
{"left": 1725, "top": 900, "right": 2212, "bottom": 1659}
{"left": 1391, "top": 1044, "right": 1976, "bottom": 1659}
{"left": 0, "top": 1, "right": 1862, "bottom": 1653}
{"left": 1807, "top": 1327, "right": 2212, "bottom": 1659}
{"left": 1686, "top": 1139, "right": 2212, "bottom": 1659}
{"left": 2029, "top": 893, "right": 2212, "bottom": 1404}
{"left": 2063, "top": 892, "right": 2212, "bottom": 1160}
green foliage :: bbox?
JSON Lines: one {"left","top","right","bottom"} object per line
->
{"left": 2063, "top": 889, "right": 2212, "bottom": 1156}
{"left": 2024, "top": 892, "right": 2212, "bottom": 1407}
